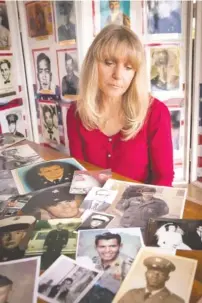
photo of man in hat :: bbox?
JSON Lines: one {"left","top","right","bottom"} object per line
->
{"left": 0, "top": 274, "right": 13, "bottom": 303}
{"left": 62, "top": 52, "right": 78, "bottom": 96}
{"left": 6, "top": 113, "right": 24, "bottom": 138}
{"left": 78, "top": 212, "right": 114, "bottom": 230}
{"left": 41, "top": 104, "right": 59, "bottom": 142}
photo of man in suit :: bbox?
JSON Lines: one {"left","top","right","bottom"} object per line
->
{"left": 62, "top": 52, "right": 78, "bottom": 96}
{"left": 57, "top": 1, "right": 76, "bottom": 42}
{"left": 0, "top": 59, "right": 11, "bottom": 84}
{"left": 41, "top": 104, "right": 59, "bottom": 142}
{"left": 81, "top": 188, "right": 116, "bottom": 212}
{"left": 6, "top": 114, "right": 24, "bottom": 138}
{"left": 0, "top": 274, "right": 13, "bottom": 303}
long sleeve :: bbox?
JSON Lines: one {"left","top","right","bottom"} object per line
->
{"left": 66, "top": 103, "right": 84, "bottom": 161}
{"left": 148, "top": 101, "right": 174, "bottom": 186}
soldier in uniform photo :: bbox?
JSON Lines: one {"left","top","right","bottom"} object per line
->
{"left": 62, "top": 52, "right": 78, "bottom": 96}
{"left": 117, "top": 256, "right": 184, "bottom": 303}
{"left": 78, "top": 213, "right": 112, "bottom": 230}
{"left": 57, "top": 1, "right": 76, "bottom": 42}
{"left": 104, "top": 0, "right": 130, "bottom": 28}
{"left": 37, "top": 53, "right": 52, "bottom": 92}
{"left": 0, "top": 59, "right": 11, "bottom": 84}
{"left": 0, "top": 274, "right": 13, "bottom": 303}
{"left": 6, "top": 114, "right": 24, "bottom": 138}
{"left": 41, "top": 105, "right": 58, "bottom": 141}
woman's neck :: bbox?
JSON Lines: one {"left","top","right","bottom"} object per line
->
{"left": 101, "top": 96, "right": 122, "bottom": 114}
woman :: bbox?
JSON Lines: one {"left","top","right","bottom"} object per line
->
{"left": 67, "top": 24, "right": 174, "bottom": 186}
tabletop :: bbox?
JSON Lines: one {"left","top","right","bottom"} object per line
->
{"left": 24, "top": 141, "right": 202, "bottom": 303}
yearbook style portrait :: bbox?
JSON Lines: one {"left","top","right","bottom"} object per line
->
{"left": 113, "top": 248, "right": 197, "bottom": 303}
{"left": 0, "top": 133, "right": 25, "bottom": 151}
{"left": 0, "top": 107, "right": 25, "bottom": 137}
{"left": 38, "top": 255, "right": 103, "bottom": 303}
{"left": 0, "top": 55, "right": 16, "bottom": 97}
{"left": 25, "top": 218, "right": 81, "bottom": 270}
{"left": 0, "top": 257, "right": 40, "bottom": 303}
{"left": 11, "top": 158, "right": 85, "bottom": 194}
{"left": 0, "top": 2, "right": 11, "bottom": 50}
{"left": 77, "top": 211, "right": 114, "bottom": 231}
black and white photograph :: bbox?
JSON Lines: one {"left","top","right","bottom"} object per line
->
{"left": 77, "top": 211, "right": 114, "bottom": 231}
{"left": 55, "top": 1, "right": 76, "bottom": 44}
{"left": 0, "top": 144, "right": 43, "bottom": 170}
{"left": 57, "top": 49, "right": 79, "bottom": 98}
{"left": 61, "top": 104, "right": 71, "bottom": 155}
{"left": 0, "top": 257, "right": 40, "bottom": 303}
{"left": 113, "top": 248, "right": 197, "bottom": 303}
{"left": 0, "top": 170, "right": 18, "bottom": 202}
{"left": 25, "top": 218, "right": 81, "bottom": 270}
{"left": 103, "top": 179, "right": 187, "bottom": 229}
{"left": 146, "top": 218, "right": 202, "bottom": 251}
{"left": 0, "top": 132, "right": 25, "bottom": 151}
{"left": 0, "top": 215, "right": 36, "bottom": 262}
{"left": 39, "top": 102, "right": 60, "bottom": 144}
{"left": 1, "top": 193, "right": 32, "bottom": 217}
{"left": 0, "top": 55, "right": 16, "bottom": 97}
{"left": 80, "top": 187, "right": 118, "bottom": 212}
{"left": 76, "top": 228, "right": 143, "bottom": 299}
{"left": 170, "top": 108, "right": 181, "bottom": 151}
{"left": 0, "top": 3, "right": 11, "bottom": 50}
{"left": 0, "top": 107, "right": 26, "bottom": 137}
{"left": 38, "top": 255, "right": 103, "bottom": 303}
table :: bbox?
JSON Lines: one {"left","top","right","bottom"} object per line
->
{"left": 25, "top": 141, "right": 202, "bottom": 303}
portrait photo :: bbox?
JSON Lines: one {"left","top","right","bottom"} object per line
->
{"left": 77, "top": 211, "right": 114, "bottom": 231}
{"left": 11, "top": 158, "right": 85, "bottom": 194}
{"left": 103, "top": 179, "right": 187, "bottom": 229}
{"left": 70, "top": 169, "right": 112, "bottom": 194}
{"left": 113, "top": 248, "right": 197, "bottom": 303}
{"left": 146, "top": 218, "right": 202, "bottom": 251}
{"left": 55, "top": 1, "right": 76, "bottom": 44}
{"left": 25, "top": 1, "right": 53, "bottom": 38}
{"left": 0, "top": 133, "right": 25, "bottom": 152}
{"left": 0, "top": 2, "right": 11, "bottom": 50}
{"left": 25, "top": 218, "right": 81, "bottom": 270}
{"left": 38, "top": 255, "right": 103, "bottom": 303}
{"left": 0, "top": 55, "right": 16, "bottom": 97}
{"left": 0, "top": 257, "right": 40, "bottom": 303}
{"left": 0, "top": 144, "right": 43, "bottom": 170}
{"left": 0, "top": 107, "right": 26, "bottom": 137}
{"left": 39, "top": 102, "right": 60, "bottom": 144}
{"left": 57, "top": 49, "right": 79, "bottom": 98}
{"left": 0, "top": 215, "right": 36, "bottom": 262}
{"left": 150, "top": 46, "right": 181, "bottom": 93}
{"left": 0, "top": 170, "right": 18, "bottom": 202}
{"left": 20, "top": 183, "right": 84, "bottom": 220}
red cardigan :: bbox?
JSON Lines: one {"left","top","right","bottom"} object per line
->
{"left": 67, "top": 98, "right": 174, "bottom": 186}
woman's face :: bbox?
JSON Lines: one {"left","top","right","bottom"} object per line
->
{"left": 45, "top": 200, "right": 80, "bottom": 218}
{"left": 97, "top": 56, "right": 135, "bottom": 99}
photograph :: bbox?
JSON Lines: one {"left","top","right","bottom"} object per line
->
{"left": 0, "top": 2, "right": 11, "bottom": 49}
{"left": 0, "top": 55, "right": 16, "bottom": 97}
{"left": 80, "top": 187, "right": 118, "bottom": 212}
{"left": 70, "top": 169, "right": 112, "bottom": 194}
{"left": 76, "top": 228, "right": 143, "bottom": 299}
{"left": 57, "top": 49, "right": 79, "bottom": 98}
{"left": 146, "top": 218, "right": 202, "bottom": 251}
{"left": 0, "top": 107, "right": 26, "bottom": 137}
{"left": 25, "top": 218, "right": 81, "bottom": 270}
{"left": 39, "top": 102, "right": 60, "bottom": 144}
{"left": 103, "top": 179, "right": 187, "bottom": 229}
{"left": 77, "top": 211, "right": 114, "bottom": 231}
{"left": 0, "top": 193, "right": 32, "bottom": 217}
{"left": 0, "top": 215, "right": 36, "bottom": 262}
{"left": 11, "top": 158, "right": 85, "bottom": 194}
{"left": 150, "top": 46, "right": 181, "bottom": 92}
{"left": 0, "top": 144, "right": 43, "bottom": 170}
{"left": 55, "top": 1, "right": 76, "bottom": 44}
{"left": 61, "top": 104, "right": 71, "bottom": 155}
{"left": 32, "top": 48, "right": 55, "bottom": 95}
{"left": 25, "top": 1, "right": 53, "bottom": 38}
{"left": 170, "top": 108, "right": 181, "bottom": 151}
{"left": 0, "top": 170, "right": 18, "bottom": 201}
{"left": 0, "top": 133, "right": 25, "bottom": 151}
{"left": 38, "top": 254, "right": 103, "bottom": 303}
{"left": 113, "top": 248, "right": 197, "bottom": 303}
{"left": 20, "top": 183, "right": 85, "bottom": 220}
{"left": 0, "top": 257, "right": 40, "bottom": 303}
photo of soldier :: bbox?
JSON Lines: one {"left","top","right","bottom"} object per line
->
{"left": 40, "top": 103, "right": 59, "bottom": 143}
{"left": 62, "top": 52, "right": 79, "bottom": 96}
{"left": 56, "top": 1, "right": 76, "bottom": 43}
{"left": 6, "top": 114, "right": 24, "bottom": 138}
{"left": 77, "top": 212, "right": 114, "bottom": 231}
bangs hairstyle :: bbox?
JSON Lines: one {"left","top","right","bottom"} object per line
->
{"left": 78, "top": 24, "right": 150, "bottom": 140}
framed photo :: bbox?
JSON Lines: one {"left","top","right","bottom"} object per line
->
{"left": 0, "top": 54, "right": 16, "bottom": 98}
{"left": 0, "top": 170, "right": 18, "bottom": 202}
{"left": 0, "top": 106, "right": 26, "bottom": 137}
{"left": 61, "top": 103, "right": 71, "bottom": 155}
{"left": 0, "top": 2, "right": 11, "bottom": 50}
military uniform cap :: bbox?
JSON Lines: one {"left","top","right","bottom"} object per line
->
{"left": 144, "top": 256, "right": 176, "bottom": 273}
{"left": 91, "top": 214, "right": 110, "bottom": 222}
{"left": 0, "top": 215, "right": 36, "bottom": 232}
{"left": 6, "top": 114, "right": 18, "bottom": 124}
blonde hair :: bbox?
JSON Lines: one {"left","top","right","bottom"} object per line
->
{"left": 77, "top": 24, "right": 150, "bottom": 140}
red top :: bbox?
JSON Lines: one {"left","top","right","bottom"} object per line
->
{"left": 67, "top": 98, "right": 174, "bottom": 186}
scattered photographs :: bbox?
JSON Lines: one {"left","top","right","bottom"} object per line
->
{"left": 0, "top": 107, "right": 25, "bottom": 137}
{"left": 0, "top": 133, "right": 25, "bottom": 151}
{"left": 0, "top": 257, "right": 40, "bottom": 303}
{"left": 0, "top": 55, "right": 16, "bottom": 98}
{"left": 70, "top": 169, "right": 112, "bottom": 194}
{"left": 0, "top": 2, "right": 11, "bottom": 50}
{"left": 113, "top": 248, "right": 197, "bottom": 303}
{"left": 61, "top": 104, "right": 71, "bottom": 155}
{"left": 0, "top": 170, "right": 18, "bottom": 202}
{"left": 38, "top": 255, "right": 103, "bottom": 303}
{"left": 1, "top": 193, "right": 32, "bottom": 217}
{"left": 77, "top": 211, "right": 114, "bottom": 231}
{"left": 11, "top": 158, "right": 85, "bottom": 194}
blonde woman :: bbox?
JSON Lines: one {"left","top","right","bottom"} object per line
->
{"left": 67, "top": 25, "right": 174, "bottom": 186}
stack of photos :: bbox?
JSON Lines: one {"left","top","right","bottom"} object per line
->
{"left": 0, "top": 132, "right": 25, "bottom": 151}
{"left": 0, "top": 170, "right": 19, "bottom": 213}
{"left": 70, "top": 169, "right": 112, "bottom": 194}
{"left": 38, "top": 255, "right": 103, "bottom": 303}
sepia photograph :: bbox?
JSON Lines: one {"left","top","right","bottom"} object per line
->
{"left": 0, "top": 55, "right": 16, "bottom": 97}
{"left": 57, "top": 49, "right": 79, "bottom": 98}
{"left": 0, "top": 144, "right": 43, "bottom": 170}
{"left": 146, "top": 218, "right": 202, "bottom": 251}
{"left": 0, "top": 107, "right": 26, "bottom": 137}
{"left": 150, "top": 46, "right": 181, "bottom": 92}
{"left": 25, "top": 1, "right": 53, "bottom": 38}
{"left": 0, "top": 257, "right": 40, "bottom": 303}
{"left": 103, "top": 179, "right": 187, "bottom": 229}
{"left": 0, "top": 215, "right": 36, "bottom": 262}
{"left": 38, "top": 254, "right": 103, "bottom": 303}
{"left": 0, "top": 133, "right": 25, "bottom": 151}
{"left": 0, "top": 2, "right": 11, "bottom": 49}
{"left": 77, "top": 211, "right": 114, "bottom": 231}
{"left": 55, "top": 1, "right": 76, "bottom": 44}
{"left": 25, "top": 218, "right": 81, "bottom": 270}
{"left": 70, "top": 169, "right": 112, "bottom": 194}
{"left": 11, "top": 158, "right": 85, "bottom": 194}
{"left": 113, "top": 248, "right": 197, "bottom": 303}
{"left": 39, "top": 102, "right": 60, "bottom": 144}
